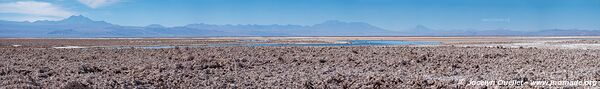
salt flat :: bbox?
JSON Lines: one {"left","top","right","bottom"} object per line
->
{"left": 1, "top": 36, "right": 600, "bottom": 88}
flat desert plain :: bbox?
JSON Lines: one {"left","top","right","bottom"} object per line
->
{"left": 2, "top": 36, "right": 600, "bottom": 88}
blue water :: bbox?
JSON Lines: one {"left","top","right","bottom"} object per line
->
{"left": 126, "top": 40, "right": 440, "bottom": 49}
{"left": 218, "top": 40, "right": 439, "bottom": 47}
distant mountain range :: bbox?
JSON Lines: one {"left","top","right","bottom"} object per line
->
{"left": 402, "top": 25, "right": 600, "bottom": 36}
{"left": 0, "top": 15, "right": 398, "bottom": 37}
{"left": 1, "top": 15, "right": 599, "bottom": 37}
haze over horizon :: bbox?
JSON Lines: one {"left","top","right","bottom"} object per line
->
{"left": 1, "top": 0, "right": 599, "bottom": 31}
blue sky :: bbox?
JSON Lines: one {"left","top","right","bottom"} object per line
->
{"left": 0, "top": 0, "right": 599, "bottom": 31}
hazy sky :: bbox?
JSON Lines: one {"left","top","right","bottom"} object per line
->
{"left": 0, "top": 0, "right": 599, "bottom": 31}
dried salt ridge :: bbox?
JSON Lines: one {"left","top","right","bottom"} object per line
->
{"left": 456, "top": 40, "right": 600, "bottom": 49}
{"left": 52, "top": 46, "right": 87, "bottom": 49}
{"left": 2, "top": 46, "right": 600, "bottom": 88}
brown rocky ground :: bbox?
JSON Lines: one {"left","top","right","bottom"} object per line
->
{"left": 2, "top": 46, "right": 600, "bottom": 88}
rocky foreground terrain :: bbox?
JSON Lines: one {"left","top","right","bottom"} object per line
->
{"left": 1, "top": 46, "right": 600, "bottom": 88}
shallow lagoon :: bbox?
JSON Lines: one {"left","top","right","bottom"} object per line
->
{"left": 215, "top": 40, "right": 439, "bottom": 47}
{"left": 128, "top": 40, "right": 440, "bottom": 49}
